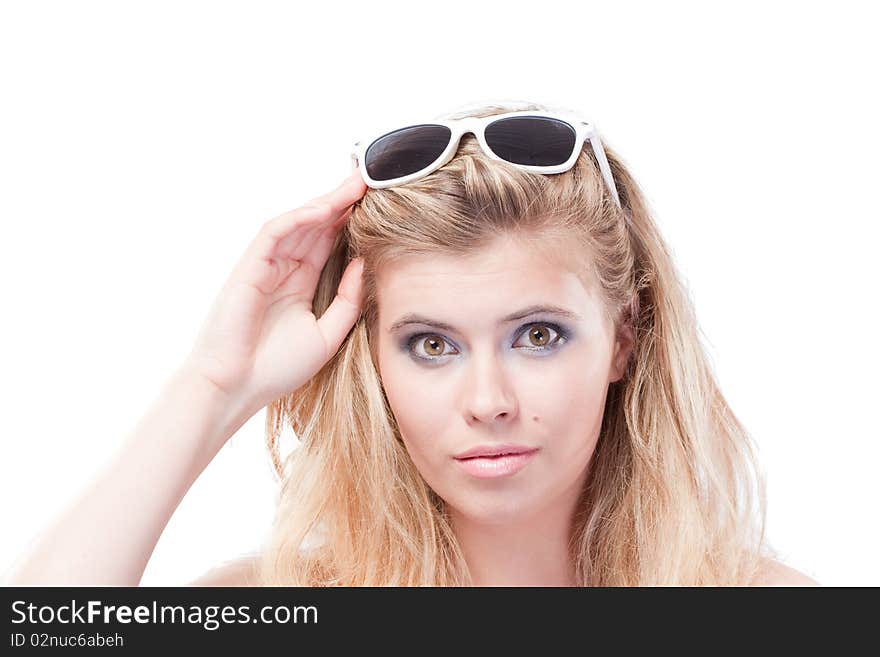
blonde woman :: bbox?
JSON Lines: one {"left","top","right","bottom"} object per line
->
{"left": 5, "top": 102, "right": 818, "bottom": 587}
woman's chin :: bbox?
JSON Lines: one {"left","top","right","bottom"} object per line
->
{"left": 444, "top": 496, "right": 539, "bottom": 527}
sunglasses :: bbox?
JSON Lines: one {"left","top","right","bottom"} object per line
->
{"left": 350, "top": 110, "right": 621, "bottom": 208}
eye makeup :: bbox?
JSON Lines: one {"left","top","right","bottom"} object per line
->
{"left": 402, "top": 320, "right": 571, "bottom": 364}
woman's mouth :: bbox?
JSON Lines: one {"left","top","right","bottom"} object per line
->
{"left": 453, "top": 449, "right": 539, "bottom": 479}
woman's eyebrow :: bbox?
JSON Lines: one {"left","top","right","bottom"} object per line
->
{"left": 388, "top": 304, "right": 582, "bottom": 334}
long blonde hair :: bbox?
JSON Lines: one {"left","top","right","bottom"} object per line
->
{"left": 257, "top": 101, "right": 780, "bottom": 585}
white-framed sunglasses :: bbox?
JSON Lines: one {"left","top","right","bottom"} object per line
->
{"left": 350, "top": 109, "right": 621, "bottom": 208}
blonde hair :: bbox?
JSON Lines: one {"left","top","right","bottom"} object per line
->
{"left": 257, "top": 100, "right": 781, "bottom": 585}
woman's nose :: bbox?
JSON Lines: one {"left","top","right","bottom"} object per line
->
{"left": 461, "top": 352, "right": 518, "bottom": 424}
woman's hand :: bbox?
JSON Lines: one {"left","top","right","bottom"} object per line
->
{"left": 182, "top": 169, "right": 367, "bottom": 421}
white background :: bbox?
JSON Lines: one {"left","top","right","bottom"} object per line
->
{"left": 1, "top": 1, "right": 877, "bottom": 586}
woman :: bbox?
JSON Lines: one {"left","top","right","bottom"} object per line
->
{"left": 5, "top": 101, "right": 818, "bottom": 586}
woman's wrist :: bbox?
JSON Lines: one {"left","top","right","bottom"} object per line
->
{"left": 120, "top": 364, "right": 259, "bottom": 475}
{"left": 171, "top": 364, "right": 258, "bottom": 444}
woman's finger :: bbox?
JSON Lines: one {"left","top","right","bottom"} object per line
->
{"left": 277, "top": 173, "right": 364, "bottom": 258}
{"left": 302, "top": 205, "right": 354, "bottom": 271}
{"left": 314, "top": 256, "right": 366, "bottom": 360}
{"left": 271, "top": 169, "right": 364, "bottom": 251}
{"left": 225, "top": 171, "right": 365, "bottom": 293}
{"left": 267, "top": 205, "right": 356, "bottom": 304}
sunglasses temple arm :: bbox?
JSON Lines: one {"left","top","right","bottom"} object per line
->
{"left": 588, "top": 133, "right": 622, "bottom": 209}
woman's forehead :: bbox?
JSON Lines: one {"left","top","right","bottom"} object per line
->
{"left": 375, "top": 236, "right": 602, "bottom": 327}
{"left": 376, "top": 233, "right": 595, "bottom": 296}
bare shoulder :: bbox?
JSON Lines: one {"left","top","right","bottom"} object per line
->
{"left": 187, "top": 554, "right": 261, "bottom": 587}
{"left": 750, "top": 558, "right": 820, "bottom": 586}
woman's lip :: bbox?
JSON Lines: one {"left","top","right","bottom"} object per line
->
{"left": 453, "top": 444, "right": 539, "bottom": 459}
{"left": 453, "top": 449, "right": 539, "bottom": 479}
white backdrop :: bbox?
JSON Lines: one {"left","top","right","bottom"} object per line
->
{"left": 1, "top": 0, "right": 876, "bottom": 586}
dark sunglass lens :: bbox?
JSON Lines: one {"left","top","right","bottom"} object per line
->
{"left": 484, "top": 116, "right": 576, "bottom": 166}
{"left": 364, "top": 124, "right": 452, "bottom": 182}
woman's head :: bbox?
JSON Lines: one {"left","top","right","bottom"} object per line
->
{"left": 372, "top": 230, "right": 632, "bottom": 530}
{"left": 260, "top": 101, "right": 777, "bottom": 585}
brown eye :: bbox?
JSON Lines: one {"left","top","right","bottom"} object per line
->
{"left": 527, "top": 325, "right": 551, "bottom": 346}
{"left": 421, "top": 336, "right": 447, "bottom": 357}
{"left": 513, "top": 323, "right": 564, "bottom": 350}
{"left": 407, "top": 334, "right": 456, "bottom": 362}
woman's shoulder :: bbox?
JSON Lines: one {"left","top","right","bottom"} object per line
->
{"left": 187, "top": 553, "right": 261, "bottom": 587}
{"left": 750, "top": 558, "right": 820, "bottom": 586}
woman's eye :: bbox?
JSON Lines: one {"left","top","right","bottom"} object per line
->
{"left": 512, "top": 323, "right": 564, "bottom": 349}
{"left": 412, "top": 335, "right": 452, "bottom": 359}
{"left": 407, "top": 323, "right": 566, "bottom": 362}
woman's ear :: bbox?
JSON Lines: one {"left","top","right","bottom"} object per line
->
{"left": 609, "top": 323, "right": 635, "bottom": 383}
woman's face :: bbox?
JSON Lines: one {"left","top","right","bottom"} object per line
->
{"left": 374, "top": 233, "right": 633, "bottom": 526}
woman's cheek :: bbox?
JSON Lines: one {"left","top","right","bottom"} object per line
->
{"left": 382, "top": 369, "right": 443, "bottom": 462}
{"left": 394, "top": 392, "right": 454, "bottom": 470}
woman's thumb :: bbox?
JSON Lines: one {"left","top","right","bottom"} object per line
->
{"left": 316, "top": 257, "right": 365, "bottom": 359}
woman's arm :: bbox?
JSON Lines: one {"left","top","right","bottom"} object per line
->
{"left": 3, "top": 171, "right": 366, "bottom": 587}
{"left": 2, "top": 365, "right": 252, "bottom": 586}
